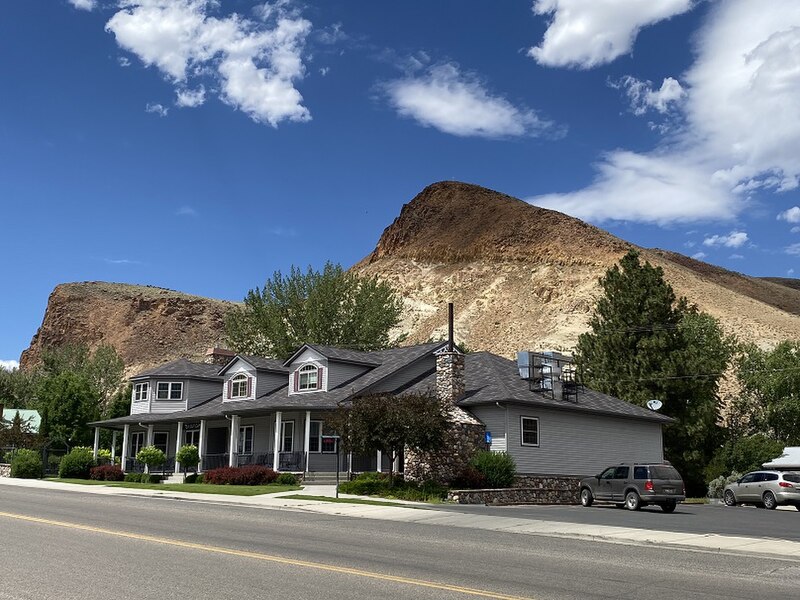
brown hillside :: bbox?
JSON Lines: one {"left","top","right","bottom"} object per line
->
{"left": 20, "top": 282, "right": 234, "bottom": 376}
{"left": 760, "top": 277, "right": 800, "bottom": 293}
{"left": 356, "top": 181, "right": 800, "bottom": 355}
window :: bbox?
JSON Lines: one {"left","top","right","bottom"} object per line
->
{"left": 308, "top": 421, "right": 337, "bottom": 454}
{"left": 153, "top": 432, "right": 169, "bottom": 455}
{"left": 740, "top": 473, "right": 756, "bottom": 483}
{"left": 633, "top": 466, "right": 648, "bottom": 480}
{"left": 239, "top": 425, "right": 254, "bottom": 455}
{"left": 297, "top": 364, "right": 320, "bottom": 391}
{"left": 764, "top": 473, "right": 779, "bottom": 482}
{"left": 281, "top": 421, "right": 294, "bottom": 453}
{"left": 231, "top": 373, "right": 249, "bottom": 399}
{"left": 184, "top": 429, "right": 200, "bottom": 447}
{"left": 156, "top": 382, "right": 183, "bottom": 400}
{"left": 600, "top": 467, "right": 615, "bottom": 480}
{"left": 133, "top": 382, "right": 149, "bottom": 402}
{"left": 321, "top": 436, "right": 337, "bottom": 453}
{"left": 651, "top": 466, "right": 681, "bottom": 480}
{"left": 784, "top": 474, "right": 800, "bottom": 484}
{"left": 520, "top": 417, "right": 539, "bottom": 447}
{"left": 613, "top": 466, "right": 629, "bottom": 479}
{"left": 131, "top": 432, "right": 145, "bottom": 456}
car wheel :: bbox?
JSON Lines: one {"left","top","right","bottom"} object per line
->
{"left": 625, "top": 491, "right": 641, "bottom": 511}
{"left": 580, "top": 488, "right": 594, "bottom": 507}
{"left": 763, "top": 491, "right": 778, "bottom": 510}
{"left": 723, "top": 490, "right": 737, "bottom": 507}
{"left": 660, "top": 501, "right": 677, "bottom": 513}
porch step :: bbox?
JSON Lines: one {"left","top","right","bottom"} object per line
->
{"left": 163, "top": 474, "right": 184, "bottom": 484}
{"left": 303, "top": 472, "right": 347, "bottom": 485}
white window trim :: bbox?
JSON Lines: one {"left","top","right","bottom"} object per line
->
{"left": 184, "top": 429, "right": 200, "bottom": 447}
{"left": 296, "top": 364, "right": 321, "bottom": 392}
{"left": 156, "top": 381, "right": 183, "bottom": 401}
{"left": 520, "top": 416, "right": 540, "bottom": 447}
{"left": 153, "top": 431, "right": 170, "bottom": 454}
{"left": 309, "top": 420, "right": 322, "bottom": 453}
{"left": 231, "top": 373, "right": 249, "bottom": 399}
{"left": 131, "top": 431, "right": 145, "bottom": 455}
{"left": 281, "top": 420, "right": 295, "bottom": 453}
{"left": 239, "top": 425, "right": 254, "bottom": 455}
{"left": 133, "top": 382, "right": 149, "bottom": 402}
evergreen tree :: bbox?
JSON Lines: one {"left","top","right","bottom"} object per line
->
{"left": 37, "top": 371, "right": 100, "bottom": 447}
{"left": 225, "top": 262, "right": 404, "bottom": 359}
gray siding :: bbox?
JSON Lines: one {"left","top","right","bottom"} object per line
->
{"left": 256, "top": 372, "right": 287, "bottom": 398}
{"left": 368, "top": 355, "right": 436, "bottom": 393}
{"left": 149, "top": 378, "right": 187, "bottom": 414}
{"left": 186, "top": 379, "right": 222, "bottom": 409}
{"left": 130, "top": 399, "right": 150, "bottom": 415}
{"left": 469, "top": 403, "right": 663, "bottom": 476}
{"left": 327, "top": 362, "right": 369, "bottom": 389}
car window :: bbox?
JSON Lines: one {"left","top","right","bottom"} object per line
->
{"left": 783, "top": 473, "right": 800, "bottom": 484}
{"left": 740, "top": 473, "right": 756, "bottom": 483}
{"left": 633, "top": 466, "right": 648, "bottom": 479}
{"left": 613, "top": 466, "right": 629, "bottom": 479}
{"left": 764, "top": 473, "right": 779, "bottom": 482}
{"left": 600, "top": 467, "right": 616, "bottom": 479}
{"left": 650, "top": 466, "right": 681, "bottom": 480}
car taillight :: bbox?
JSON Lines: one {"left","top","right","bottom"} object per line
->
{"left": 779, "top": 481, "right": 794, "bottom": 488}
{"left": 645, "top": 480, "right": 654, "bottom": 492}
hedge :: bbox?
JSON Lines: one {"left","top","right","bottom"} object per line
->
{"left": 204, "top": 466, "right": 278, "bottom": 486}
{"left": 90, "top": 465, "right": 124, "bottom": 481}
{"left": 59, "top": 447, "right": 96, "bottom": 479}
{"left": 11, "top": 449, "right": 43, "bottom": 479}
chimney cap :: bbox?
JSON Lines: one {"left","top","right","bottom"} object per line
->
{"left": 205, "top": 347, "right": 235, "bottom": 357}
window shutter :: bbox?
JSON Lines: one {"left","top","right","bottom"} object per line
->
{"left": 246, "top": 377, "right": 252, "bottom": 398}
{"left": 317, "top": 367, "right": 324, "bottom": 390}
{"left": 227, "top": 380, "right": 232, "bottom": 399}
{"left": 294, "top": 370, "right": 299, "bottom": 392}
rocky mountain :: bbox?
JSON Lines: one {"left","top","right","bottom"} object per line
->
{"left": 355, "top": 181, "right": 800, "bottom": 356}
{"left": 20, "top": 282, "right": 233, "bottom": 376}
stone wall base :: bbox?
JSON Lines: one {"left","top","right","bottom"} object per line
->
{"left": 448, "top": 474, "right": 582, "bottom": 505}
{"left": 0, "top": 463, "right": 10, "bottom": 478}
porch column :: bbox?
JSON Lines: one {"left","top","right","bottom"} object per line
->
{"left": 92, "top": 427, "right": 100, "bottom": 460}
{"left": 273, "top": 411, "right": 282, "bottom": 471}
{"left": 145, "top": 425, "right": 154, "bottom": 474}
{"left": 393, "top": 454, "right": 400, "bottom": 474}
{"left": 376, "top": 450, "right": 382, "bottom": 473}
{"left": 175, "top": 421, "right": 184, "bottom": 473}
{"left": 303, "top": 411, "right": 311, "bottom": 475}
{"left": 198, "top": 419, "right": 207, "bottom": 472}
{"left": 121, "top": 424, "right": 130, "bottom": 471}
{"left": 228, "top": 415, "right": 240, "bottom": 467}
{"left": 111, "top": 431, "right": 117, "bottom": 464}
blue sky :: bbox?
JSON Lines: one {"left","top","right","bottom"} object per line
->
{"left": 3, "top": 0, "right": 800, "bottom": 367}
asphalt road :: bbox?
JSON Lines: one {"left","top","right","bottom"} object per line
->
{"left": 441, "top": 500, "right": 800, "bottom": 542}
{"left": 1, "top": 487, "right": 799, "bottom": 600}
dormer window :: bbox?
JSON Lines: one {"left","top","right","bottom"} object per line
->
{"left": 133, "top": 382, "right": 148, "bottom": 401}
{"left": 231, "top": 373, "right": 250, "bottom": 399}
{"left": 156, "top": 381, "right": 182, "bottom": 400}
{"left": 296, "top": 364, "right": 321, "bottom": 391}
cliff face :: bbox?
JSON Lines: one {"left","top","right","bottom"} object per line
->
{"left": 355, "top": 181, "right": 800, "bottom": 356}
{"left": 20, "top": 282, "right": 234, "bottom": 376}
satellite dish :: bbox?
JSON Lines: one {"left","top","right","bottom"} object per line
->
{"left": 646, "top": 399, "right": 663, "bottom": 411}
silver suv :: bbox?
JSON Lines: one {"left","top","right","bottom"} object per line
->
{"left": 723, "top": 470, "right": 800, "bottom": 510}
{"left": 580, "top": 463, "right": 685, "bottom": 512}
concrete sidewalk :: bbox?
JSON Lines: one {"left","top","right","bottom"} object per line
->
{"left": 3, "top": 477, "right": 800, "bottom": 561}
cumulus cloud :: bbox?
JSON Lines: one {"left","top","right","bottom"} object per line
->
{"left": 691, "top": 252, "right": 707, "bottom": 260}
{"left": 383, "top": 63, "right": 558, "bottom": 139}
{"left": 176, "top": 86, "right": 206, "bottom": 108}
{"left": 530, "top": 1, "right": 800, "bottom": 225}
{"left": 786, "top": 244, "right": 800, "bottom": 256}
{"left": 613, "top": 76, "right": 686, "bottom": 115}
{"left": 529, "top": 0, "right": 696, "bottom": 68}
{"left": 703, "top": 231, "right": 749, "bottom": 248}
{"left": 104, "top": 258, "right": 141, "bottom": 265}
{"left": 69, "top": 0, "right": 96, "bottom": 11}
{"left": 729, "top": 253, "right": 745, "bottom": 259}
{"left": 0, "top": 359, "right": 19, "bottom": 371}
{"left": 145, "top": 102, "right": 169, "bottom": 117}
{"left": 176, "top": 205, "right": 197, "bottom": 217}
{"left": 106, "top": 0, "right": 312, "bottom": 127}
{"left": 778, "top": 206, "right": 800, "bottom": 223}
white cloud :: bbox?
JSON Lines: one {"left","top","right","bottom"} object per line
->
{"left": 530, "top": 1, "right": 800, "bottom": 225}
{"left": 383, "top": 63, "right": 557, "bottom": 139}
{"left": 778, "top": 206, "right": 800, "bottom": 223}
{"left": 529, "top": 0, "right": 696, "bottom": 68}
{"left": 145, "top": 102, "right": 169, "bottom": 117}
{"left": 104, "top": 258, "right": 141, "bottom": 265}
{"left": 176, "top": 86, "right": 206, "bottom": 108}
{"left": 789, "top": 268, "right": 795, "bottom": 276}
{"left": 729, "top": 253, "right": 745, "bottom": 259}
{"left": 106, "top": 0, "right": 312, "bottom": 127}
{"left": 0, "top": 359, "right": 19, "bottom": 371}
{"left": 176, "top": 205, "right": 198, "bottom": 217}
{"left": 268, "top": 226, "right": 297, "bottom": 237}
{"left": 614, "top": 76, "right": 686, "bottom": 116}
{"left": 792, "top": 226, "right": 800, "bottom": 233}
{"left": 118, "top": 56, "right": 131, "bottom": 67}
{"left": 703, "top": 231, "right": 749, "bottom": 248}
{"left": 691, "top": 252, "right": 707, "bottom": 260}
{"left": 319, "top": 67, "right": 329, "bottom": 77}
{"left": 69, "top": 0, "right": 96, "bottom": 11}
{"left": 786, "top": 244, "right": 800, "bottom": 256}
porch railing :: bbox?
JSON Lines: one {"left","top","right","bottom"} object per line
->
{"left": 236, "top": 452, "right": 306, "bottom": 471}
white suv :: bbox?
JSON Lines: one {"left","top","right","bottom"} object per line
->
{"left": 723, "top": 471, "right": 800, "bottom": 510}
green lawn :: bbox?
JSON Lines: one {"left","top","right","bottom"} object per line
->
{"left": 47, "top": 478, "right": 301, "bottom": 496}
{"left": 280, "top": 494, "right": 426, "bottom": 508}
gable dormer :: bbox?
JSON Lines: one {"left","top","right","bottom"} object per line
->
{"left": 220, "top": 358, "right": 257, "bottom": 402}
{"left": 287, "top": 347, "right": 328, "bottom": 394}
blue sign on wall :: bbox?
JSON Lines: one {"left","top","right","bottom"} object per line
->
{"left": 485, "top": 431, "right": 492, "bottom": 445}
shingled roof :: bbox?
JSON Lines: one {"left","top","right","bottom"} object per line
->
{"left": 131, "top": 359, "right": 223, "bottom": 381}
{"left": 283, "top": 344, "right": 381, "bottom": 367}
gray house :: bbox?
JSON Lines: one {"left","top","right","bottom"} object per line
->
{"left": 90, "top": 344, "right": 670, "bottom": 478}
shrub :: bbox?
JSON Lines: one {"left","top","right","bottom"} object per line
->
{"left": 95, "top": 449, "right": 113, "bottom": 464}
{"left": 275, "top": 472, "right": 298, "bottom": 486}
{"left": 707, "top": 471, "right": 742, "bottom": 499}
{"left": 176, "top": 445, "right": 200, "bottom": 474}
{"left": 136, "top": 446, "right": 166, "bottom": 470}
{"left": 470, "top": 451, "right": 516, "bottom": 488}
{"left": 59, "top": 447, "right": 96, "bottom": 479}
{"left": 338, "top": 472, "right": 447, "bottom": 502}
{"left": 204, "top": 465, "right": 278, "bottom": 486}
{"left": 451, "top": 465, "right": 488, "bottom": 489}
{"left": 11, "top": 449, "right": 43, "bottom": 479}
{"left": 184, "top": 473, "right": 202, "bottom": 484}
{"left": 47, "top": 454, "right": 63, "bottom": 471}
{"left": 90, "top": 465, "right": 124, "bottom": 481}
{"left": 2, "top": 451, "right": 14, "bottom": 464}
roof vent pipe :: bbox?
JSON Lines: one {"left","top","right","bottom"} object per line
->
{"left": 448, "top": 302, "right": 454, "bottom": 352}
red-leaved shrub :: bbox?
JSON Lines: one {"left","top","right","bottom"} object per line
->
{"left": 204, "top": 465, "right": 278, "bottom": 486}
{"left": 90, "top": 465, "right": 125, "bottom": 481}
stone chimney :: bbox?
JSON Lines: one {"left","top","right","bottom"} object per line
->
{"left": 436, "top": 303, "right": 465, "bottom": 406}
{"left": 205, "top": 347, "right": 236, "bottom": 366}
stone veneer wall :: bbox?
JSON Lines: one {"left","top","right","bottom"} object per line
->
{"left": 447, "top": 475, "right": 582, "bottom": 505}
{"left": 0, "top": 463, "right": 10, "bottom": 478}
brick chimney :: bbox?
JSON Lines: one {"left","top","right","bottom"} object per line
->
{"left": 436, "top": 303, "right": 465, "bottom": 406}
{"left": 205, "top": 347, "right": 236, "bottom": 366}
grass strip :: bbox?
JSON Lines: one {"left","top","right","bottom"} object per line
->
{"left": 46, "top": 478, "right": 300, "bottom": 496}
